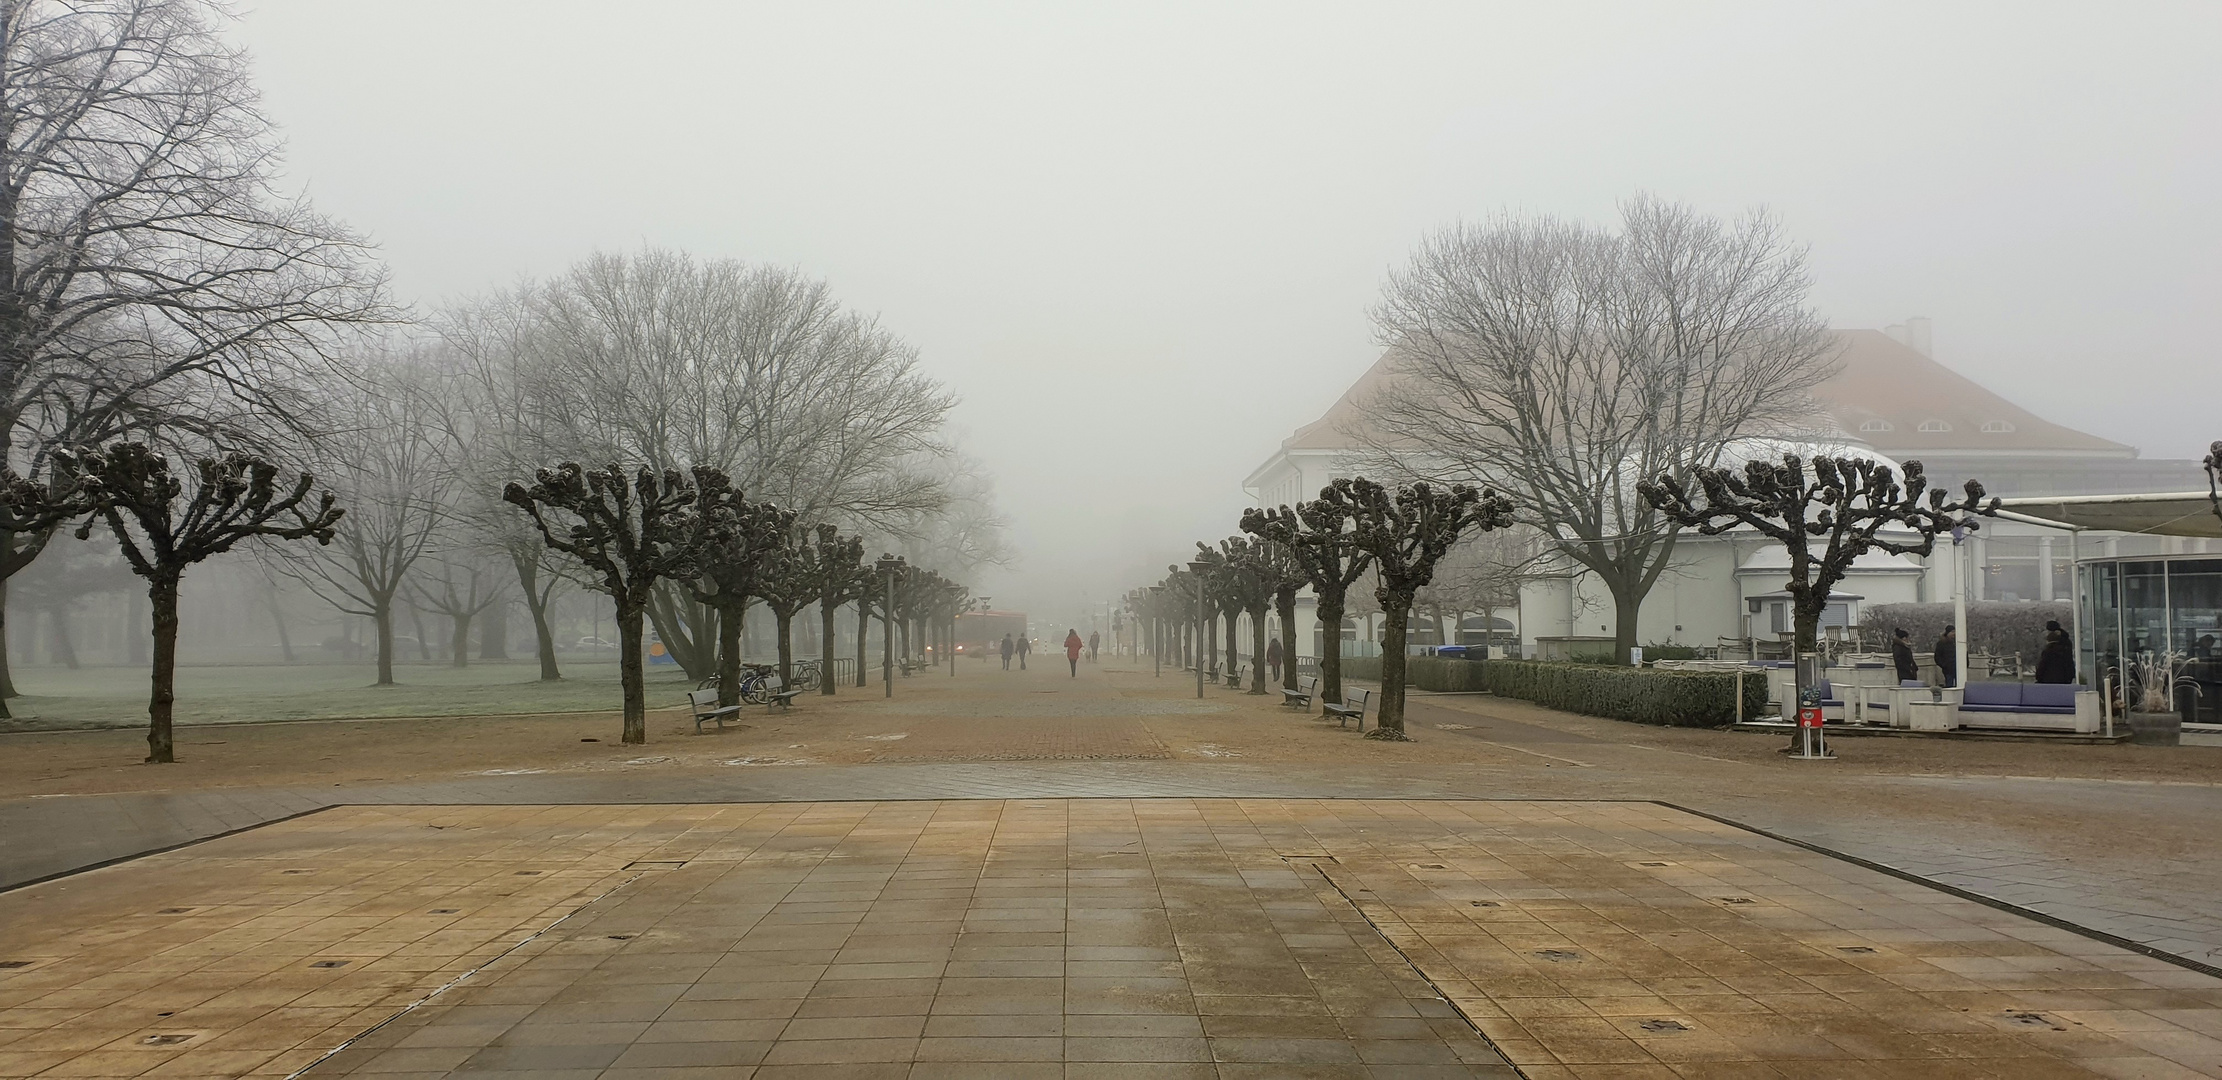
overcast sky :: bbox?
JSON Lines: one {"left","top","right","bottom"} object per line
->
{"left": 231, "top": 1, "right": 2220, "bottom": 624}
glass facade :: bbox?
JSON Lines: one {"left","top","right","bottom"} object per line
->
{"left": 2081, "top": 556, "right": 2222, "bottom": 723}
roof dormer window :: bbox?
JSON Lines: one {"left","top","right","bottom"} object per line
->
{"left": 1858, "top": 419, "right": 1893, "bottom": 433}
{"left": 1980, "top": 420, "right": 2016, "bottom": 434}
{"left": 1917, "top": 419, "right": 1952, "bottom": 433}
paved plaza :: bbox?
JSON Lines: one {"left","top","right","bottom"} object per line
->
{"left": 6, "top": 662, "right": 2222, "bottom": 1077}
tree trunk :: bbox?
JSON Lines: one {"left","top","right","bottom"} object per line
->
{"left": 1248, "top": 606, "right": 1268, "bottom": 694}
{"left": 374, "top": 604, "right": 397, "bottom": 686}
{"left": 716, "top": 600, "right": 743, "bottom": 709}
{"left": 449, "top": 612, "right": 471, "bottom": 668}
{"left": 49, "top": 608, "right": 79, "bottom": 669}
{"left": 1608, "top": 575, "right": 1641, "bottom": 664}
{"left": 774, "top": 605, "right": 796, "bottom": 689}
{"left": 512, "top": 551, "right": 562, "bottom": 681}
{"left": 0, "top": 577, "right": 15, "bottom": 706}
{"left": 1203, "top": 606, "right": 1217, "bottom": 673}
{"left": 480, "top": 601, "right": 509, "bottom": 660}
{"left": 1225, "top": 610, "right": 1239, "bottom": 679}
{"left": 819, "top": 600, "right": 838, "bottom": 695}
{"left": 146, "top": 573, "right": 183, "bottom": 763}
{"left": 645, "top": 583, "right": 716, "bottom": 682}
{"left": 618, "top": 603, "right": 647, "bottom": 745}
{"left": 409, "top": 609, "right": 433, "bottom": 661}
{"left": 1372, "top": 599, "right": 1412, "bottom": 740}
{"left": 1317, "top": 592, "right": 1347, "bottom": 708}
{"left": 855, "top": 601, "right": 869, "bottom": 688}
{"left": 897, "top": 617, "right": 910, "bottom": 669}
{"left": 1277, "top": 591, "right": 1299, "bottom": 692}
{"left": 266, "top": 586, "right": 296, "bottom": 662}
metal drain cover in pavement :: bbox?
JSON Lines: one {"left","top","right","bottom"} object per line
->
{"left": 625, "top": 860, "right": 688, "bottom": 870}
{"left": 1639, "top": 1019, "right": 1689, "bottom": 1032}
{"left": 1716, "top": 896, "right": 1756, "bottom": 904}
{"left": 1534, "top": 949, "right": 1581, "bottom": 962}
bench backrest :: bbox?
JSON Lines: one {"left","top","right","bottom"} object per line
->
{"left": 2022, "top": 683, "right": 2083, "bottom": 709}
{"left": 1351, "top": 688, "right": 1372, "bottom": 712}
{"left": 1962, "top": 682, "right": 2022, "bottom": 706}
{"left": 687, "top": 688, "right": 718, "bottom": 710}
{"left": 1300, "top": 676, "right": 1319, "bottom": 693}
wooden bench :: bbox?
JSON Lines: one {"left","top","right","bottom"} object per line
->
{"left": 1323, "top": 688, "right": 1373, "bottom": 730}
{"left": 687, "top": 688, "right": 743, "bottom": 733}
{"left": 1223, "top": 665, "right": 1244, "bottom": 688}
{"left": 763, "top": 677, "right": 805, "bottom": 712}
{"left": 1281, "top": 676, "right": 1319, "bottom": 709}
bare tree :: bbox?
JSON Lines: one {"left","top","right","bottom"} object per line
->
{"left": 1639, "top": 454, "right": 1996, "bottom": 656}
{"left": 692, "top": 496, "right": 792, "bottom": 708}
{"left": 505, "top": 463, "right": 729, "bottom": 744}
{"left": 69, "top": 443, "right": 342, "bottom": 762}
{"left": 2205, "top": 441, "right": 2222, "bottom": 529}
{"left": 806, "top": 524, "right": 867, "bottom": 695}
{"left": 1363, "top": 196, "right": 1836, "bottom": 663}
{"left": 408, "top": 553, "right": 502, "bottom": 669}
{"left": 272, "top": 365, "right": 446, "bottom": 685}
{"left": 1242, "top": 487, "right": 1375, "bottom": 709}
{"left": 1341, "top": 478, "right": 1516, "bottom": 739}
{"left": 0, "top": 0, "right": 386, "bottom": 695}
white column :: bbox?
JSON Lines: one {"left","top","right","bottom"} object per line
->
{"left": 2038, "top": 536, "right": 2056, "bottom": 601}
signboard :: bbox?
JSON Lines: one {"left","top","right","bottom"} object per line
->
{"left": 1797, "top": 705, "right": 1824, "bottom": 729}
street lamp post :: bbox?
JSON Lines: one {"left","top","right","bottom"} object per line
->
{"left": 1148, "top": 586, "right": 1164, "bottom": 678}
{"left": 1186, "top": 561, "right": 1210, "bottom": 700}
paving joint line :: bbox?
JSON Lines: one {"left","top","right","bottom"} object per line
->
{"left": 0, "top": 803, "right": 338, "bottom": 896}
{"left": 1657, "top": 799, "right": 2222, "bottom": 981}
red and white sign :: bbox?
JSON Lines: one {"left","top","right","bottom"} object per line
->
{"left": 1797, "top": 705, "right": 1824, "bottom": 729}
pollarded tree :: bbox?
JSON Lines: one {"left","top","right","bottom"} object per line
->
{"left": 504, "top": 463, "right": 732, "bottom": 744}
{"left": 0, "top": 469, "right": 92, "bottom": 715}
{"left": 807, "top": 525, "right": 869, "bottom": 695}
{"left": 693, "top": 493, "right": 794, "bottom": 708}
{"left": 68, "top": 444, "right": 343, "bottom": 763}
{"left": 1242, "top": 483, "right": 1377, "bottom": 709}
{"left": 1637, "top": 454, "right": 1996, "bottom": 657}
{"left": 753, "top": 525, "right": 820, "bottom": 691}
{"left": 1260, "top": 540, "right": 1306, "bottom": 692}
{"left": 1341, "top": 478, "right": 1517, "bottom": 740}
{"left": 1214, "top": 537, "right": 1279, "bottom": 695}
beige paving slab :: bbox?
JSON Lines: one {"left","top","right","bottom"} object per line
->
{"left": 6, "top": 800, "right": 2222, "bottom": 1078}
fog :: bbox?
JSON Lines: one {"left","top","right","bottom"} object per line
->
{"left": 227, "top": 1, "right": 2219, "bottom": 625}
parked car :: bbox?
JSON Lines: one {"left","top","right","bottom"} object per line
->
{"left": 576, "top": 636, "right": 619, "bottom": 652}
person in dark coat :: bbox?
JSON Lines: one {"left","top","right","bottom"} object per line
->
{"left": 1088, "top": 631, "right": 1100, "bottom": 662}
{"left": 1267, "top": 637, "right": 1284, "bottom": 684}
{"left": 1891, "top": 628, "right": 1919, "bottom": 684}
{"left": 1064, "top": 629, "right": 1085, "bottom": 677}
{"left": 2035, "top": 620, "right": 2075, "bottom": 684}
{"left": 1000, "top": 633, "right": 1014, "bottom": 670}
{"left": 1934, "top": 626, "right": 1958, "bottom": 688}
{"left": 1017, "top": 634, "right": 1030, "bottom": 670}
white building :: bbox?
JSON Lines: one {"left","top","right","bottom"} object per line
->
{"left": 1242, "top": 322, "right": 2214, "bottom": 662}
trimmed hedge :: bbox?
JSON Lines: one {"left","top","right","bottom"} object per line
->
{"left": 1336, "top": 657, "right": 1763, "bottom": 727}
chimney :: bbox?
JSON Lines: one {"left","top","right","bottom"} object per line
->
{"left": 1904, "top": 315, "right": 1932, "bottom": 357}
{"left": 1883, "top": 323, "right": 1906, "bottom": 346}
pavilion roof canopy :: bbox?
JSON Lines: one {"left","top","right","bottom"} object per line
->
{"left": 1993, "top": 493, "right": 2222, "bottom": 538}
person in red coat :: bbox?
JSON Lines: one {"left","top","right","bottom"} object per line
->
{"left": 1064, "top": 629, "right": 1084, "bottom": 677}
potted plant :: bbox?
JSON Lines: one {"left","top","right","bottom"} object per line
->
{"left": 2119, "top": 652, "right": 2201, "bottom": 745}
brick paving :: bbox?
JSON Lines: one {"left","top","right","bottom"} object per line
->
{"left": 11, "top": 800, "right": 2222, "bottom": 1078}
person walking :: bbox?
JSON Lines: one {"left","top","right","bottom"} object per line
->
{"left": 1017, "top": 634, "right": 1030, "bottom": 670}
{"left": 1064, "top": 629, "right": 1084, "bottom": 677}
{"left": 2035, "top": 619, "right": 2075, "bottom": 684}
{"left": 1267, "top": 637, "right": 1283, "bottom": 684}
{"left": 1000, "top": 633, "right": 1014, "bottom": 670}
{"left": 1934, "top": 626, "right": 1958, "bottom": 688}
{"left": 1088, "top": 631, "right": 1100, "bottom": 663}
{"left": 1891, "top": 628, "right": 1918, "bottom": 684}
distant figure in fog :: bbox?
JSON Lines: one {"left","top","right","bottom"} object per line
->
{"left": 1891, "top": 629, "right": 1918, "bottom": 684}
{"left": 2035, "top": 620, "right": 2075, "bottom": 684}
{"left": 1017, "top": 634, "right": 1030, "bottom": 670}
{"left": 1065, "top": 629, "right": 1084, "bottom": 676}
{"left": 1088, "top": 631, "right": 1100, "bottom": 662}
{"left": 1267, "top": 637, "right": 1284, "bottom": 684}
{"left": 1934, "top": 626, "right": 1958, "bottom": 688}
{"left": 1000, "top": 633, "right": 1014, "bottom": 670}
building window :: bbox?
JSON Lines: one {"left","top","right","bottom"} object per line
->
{"left": 1858, "top": 419, "right": 1893, "bottom": 433}
{"left": 1981, "top": 420, "right": 2016, "bottom": 433}
{"left": 1918, "top": 419, "right": 1952, "bottom": 433}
